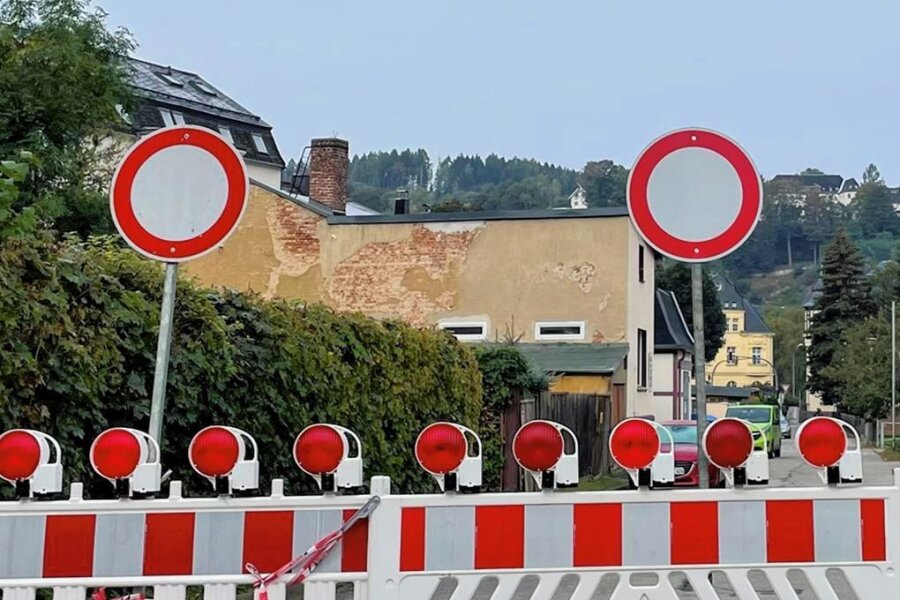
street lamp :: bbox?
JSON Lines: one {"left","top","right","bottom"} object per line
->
{"left": 792, "top": 342, "right": 805, "bottom": 411}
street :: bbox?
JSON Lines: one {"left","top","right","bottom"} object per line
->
{"left": 769, "top": 436, "right": 900, "bottom": 487}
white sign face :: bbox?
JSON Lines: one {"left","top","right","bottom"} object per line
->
{"left": 627, "top": 128, "right": 763, "bottom": 263}
{"left": 110, "top": 126, "right": 248, "bottom": 262}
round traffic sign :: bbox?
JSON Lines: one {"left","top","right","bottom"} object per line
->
{"left": 110, "top": 125, "right": 248, "bottom": 262}
{"left": 627, "top": 128, "right": 762, "bottom": 262}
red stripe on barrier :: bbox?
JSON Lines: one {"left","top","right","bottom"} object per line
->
{"left": 341, "top": 509, "right": 369, "bottom": 572}
{"left": 671, "top": 502, "right": 718, "bottom": 564}
{"left": 43, "top": 515, "right": 96, "bottom": 577}
{"left": 243, "top": 511, "right": 294, "bottom": 573}
{"left": 475, "top": 505, "right": 524, "bottom": 569}
{"left": 574, "top": 503, "right": 622, "bottom": 567}
{"left": 143, "top": 513, "right": 195, "bottom": 575}
{"left": 766, "top": 500, "right": 814, "bottom": 563}
{"left": 399, "top": 507, "right": 426, "bottom": 571}
{"left": 861, "top": 499, "right": 886, "bottom": 561}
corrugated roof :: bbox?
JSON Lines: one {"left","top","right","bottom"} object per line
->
{"left": 516, "top": 343, "right": 628, "bottom": 375}
{"left": 655, "top": 289, "right": 694, "bottom": 352}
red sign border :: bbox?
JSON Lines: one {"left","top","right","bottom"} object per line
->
{"left": 627, "top": 128, "right": 763, "bottom": 262}
{"left": 110, "top": 125, "right": 248, "bottom": 262}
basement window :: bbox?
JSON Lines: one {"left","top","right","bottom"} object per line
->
{"left": 252, "top": 133, "right": 268, "bottom": 154}
{"left": 535, "top": 321, "right": 585, "bottom": 341}
{"left": 438, "top": 321, "right": 487, "bottom": 342}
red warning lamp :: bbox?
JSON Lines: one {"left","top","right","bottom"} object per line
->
{"left": 0, "top": 429, "right": 63, "bottom": 498}
{"left": 703, "top": 418, "right": 753, "bottom": 470}
{"left": 415, "top": 422, "right": 482, "bottom": 492}
{"left": 190, "top": 426, "right": 240, "bottom": 477}
{"left": 512, "top": 420, "right": 578, "bottom": 490}
{"left": 189, "top": 426, "right": 258, "bottom": 494}
{"left": 0, "top": 430, "right": 41, "bottom": 481}
{"left": 797, "top": 417, "right": 846, "bottom": 468}
{"left": 513, "top": 421, "right": 563, "bottom": 472}
{"left": 416, "top": 423, "right": 467, "bottom": 474}
{"left": 90, "top": 428, "right": 160, "bottom": 497}
{"left": 92, "top": 429, "right": 141, "bottom": 479}
{"left": 295, "top": 424, "right": 344, "bottom": 475}
{"left": 609, "top": 418, "right": 659, "bottom": 471}
{"left": 294, "top": 424, "right": 363, "bottom": 493}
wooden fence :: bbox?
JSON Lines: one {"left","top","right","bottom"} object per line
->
{"left": 521, "top": 392, "right": 611, "bottom": 477}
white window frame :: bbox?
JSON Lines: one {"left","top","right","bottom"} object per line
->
{"left": 438, "top": 321, "right": 488, "bottom": 342}
{"left": 535, "top": 320, "right": 586, "bottom": 341}
{"left": 751, "top": 346, "right": 762, "bottom": 365}
{"left": 218, "top": 127, "right": 234, "bottom": 143}
{"left": 159, "top": 109, "right": 185, "bottom": 126}
{"left": 252, "top": 133, "right": 268, "bottom": 154}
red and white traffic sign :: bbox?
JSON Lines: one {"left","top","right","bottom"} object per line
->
{"left": 627, "top": 128, "right": 762, "bottom": 262}
{"left": 110, "top": 125, "right": 248, "bottom": 262}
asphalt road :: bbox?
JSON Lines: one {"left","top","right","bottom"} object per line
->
{"left": 769, "top": 435, "right": 900, "bottom": 487}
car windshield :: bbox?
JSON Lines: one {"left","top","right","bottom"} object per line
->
{"left": 726, "top": 407, "right": 771, "bottom": 423}
{"left": 664, "top": 425, "right": 697, "bottom": 444}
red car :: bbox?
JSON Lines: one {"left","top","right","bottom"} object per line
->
{"left": 662, "top": 420, "right": 723, "bottom": 487}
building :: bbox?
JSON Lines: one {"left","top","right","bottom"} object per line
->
{"left": 706, "top": 275, "right": 776, "bottom": 389}
{"left": 119, "top": 58, "right": 285, "bottom": 189}
{"left": 653, "top": 289, "right": 694, "bottom": 420}
{"left": 185, "top": 138, "right": 662, "bottom": 419}
{"left": 770, "top": 173, "right": 859, "bottom": 206}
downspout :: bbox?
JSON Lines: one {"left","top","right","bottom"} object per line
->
{"left": 675, "top": 351, "right": 685, "bottom": 419}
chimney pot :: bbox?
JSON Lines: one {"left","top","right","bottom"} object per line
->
{"left": 308, "top": 137, "right": 349, "bottom": 213}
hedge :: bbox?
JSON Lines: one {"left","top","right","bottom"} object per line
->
{"left": 0, "top": 231, "right": 484, "bottom": 496}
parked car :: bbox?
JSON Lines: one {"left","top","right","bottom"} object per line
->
{"left": 780, "top": 412, "right": 791, "bottom": 439}
{"left": 661, "top": 420, "right": 723, "bottom": 487}
{"left": 725, "top": 404, "right": 782, "bottom": 458}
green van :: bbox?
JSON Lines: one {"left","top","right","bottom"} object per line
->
{"left": 725, "top": 404, "right": 782, "bottom": 458}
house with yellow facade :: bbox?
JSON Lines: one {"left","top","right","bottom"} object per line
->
{"left": 705, "top": 275, "right": 776, "bottom": 390}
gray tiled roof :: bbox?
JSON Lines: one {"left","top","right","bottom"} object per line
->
{"left": 127, "top": 58, "right": 263, "bottom": 125}
{"left": 124, "top": 57, "right": 284, "bottom": 168}
{"left": 655, "top": 289, "right": 694, "bottom": 352}
{"left": 712, "top": 274, "right": 771, "bottom": 334}
{"left": 516, "top": 343, "right": 628, "bottom": 375}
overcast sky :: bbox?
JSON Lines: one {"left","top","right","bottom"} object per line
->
{"left": 101, "top": 1, "right": 899, "bottom": 183}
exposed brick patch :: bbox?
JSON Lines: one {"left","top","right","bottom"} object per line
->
{"left": 327, "top": 226, "right": 481, "bottom": 325}
{"left": 265, "top": 201, "right": 322, "bottom": 298}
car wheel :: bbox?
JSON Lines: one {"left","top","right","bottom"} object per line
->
{"left": 768, "top": 450, "right": 774, "bottom": 459}
{"left": 774, "top": 445, "right": 781, "bottom": 458}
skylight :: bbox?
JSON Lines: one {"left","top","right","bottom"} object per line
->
{"left": 155, "top": 71, "right": 183, "bottom": 87}
{"left": 193, "top": 80, "right": 217, "bottom": 96}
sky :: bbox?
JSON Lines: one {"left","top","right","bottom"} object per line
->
{"left": 100, "top": 0, "right": 900, "bottom": 183}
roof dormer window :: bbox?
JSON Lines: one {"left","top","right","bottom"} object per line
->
{"left": 159, "top": 109, "right": 185, "bottom": 127}
{"left": 155, "top": 71, "right": 183, "bottom": 87}
{"left": 252, "top": 133, "right": 268, "bottom": 154}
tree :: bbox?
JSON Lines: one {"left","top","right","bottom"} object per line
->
{"left": 577, "top": 160, "right": 628, "bottom": 207}
{"left": 855, "top": 182, "right": 899, "bottom": 236}
{"left": 863, "top": 163, "right": 883, "bottom": 185}
{"left": 807, "top": 229, "right": 877, "bottom": 406}
{"left": 656, "top": 263, "right": 726, "bottom": 361}
{"left": 764, "top": 306, "right": 806, "bottom": 401}
{"left": 0, "top": 0, "right": 134, "bottom": 236}
{"left": 800, "top": 168, "right": 825, "bottom": 175}
{"left": 871, "top": 260, "right": 900, "bottom": 317}
{"left": 824, "top": 318, "right": 891, "bottom": 418}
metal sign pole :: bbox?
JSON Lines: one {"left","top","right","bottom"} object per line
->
{"left": 892, "top": 300, "right": 896, "bottom": 450}
{"left": 691, "top": 263, "right": 710, "bottom": 488}
{"left": 148, "top": 262, "right": 178, "bottom": 444}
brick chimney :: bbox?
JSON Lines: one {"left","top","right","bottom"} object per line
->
{"left": 308, "top": 137, "right": 349, "bottom": 213}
